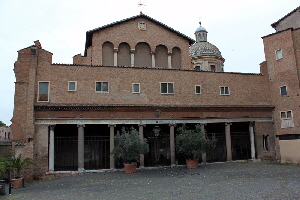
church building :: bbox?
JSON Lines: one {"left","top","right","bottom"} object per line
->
{"left": 10, "top": 7, "right": 299, "bottom": 179}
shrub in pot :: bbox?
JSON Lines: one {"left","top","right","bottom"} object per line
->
{"left": 176, "top": 124, "right": 217, "bottom": 168}
{"left": 112, "top": 127, "right": 149, "bottom": 173}
{"left": 10, "top": 154, "right": 37, "bottom": 188}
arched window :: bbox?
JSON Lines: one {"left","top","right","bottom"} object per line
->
{"left": 102, "top": 42, "right": 114, "bottom": 66}
{"left": 134, "top": 42, "right": 152, "bottom": 67}
{"left": 155, "top": 45, "right": 168, "bottom": 68}
{"left": 172, "top": 47, "right": 181, "bottom": 69}
{"left": 263, "top": 134, "right": 270, "bottom": 151}
{"left": 117, "top": 42, "right": 131, "bottom": 66}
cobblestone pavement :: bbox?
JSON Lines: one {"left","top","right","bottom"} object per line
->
{"left": 1, "top": 162, "right": 300, "bottom": 200}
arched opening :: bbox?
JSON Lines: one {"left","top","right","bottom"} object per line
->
{"left": 117, "top": 42, "right": 131, "bottom": 66}
{"left": 172, "top": 47, "right": 181, "bottom": 69}
{"left": 134, "top": 42, "right": 152, "bottom": 67}
{"left": 155, "top": 45, "right": 168, "bottom": 68}
{"left": 102, "top": 42, "right": 114, "bottom": 66}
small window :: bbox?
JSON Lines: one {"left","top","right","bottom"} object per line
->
{"left": 38, "top": 81, "right": 49, "bottom": 102}
{"left": 220, "top": 86, "right": 230, "bottom": 95}
{"left": 195, "top": 66, "right": 201, "bottom": 71}
{"left": 68, "top": 81, "right": 77, "bottom": 91}
{"left": 276, "top": 49, "right": 282, "bottom": 60}
{"left": 96, "top": 82, "right": 109, "bottom": 92}
{"left": 280, "top": 86, "right": 287, "bottom": 96}
{"left": 161, "top": 82, "right": 174, "bottom": 94}
{"left": 132, "top": 83, "right": 140, "bottom": 93}
{"left": 263, "top": 134, "right": 270, "bottom": 151}
{"left": 210, "top": 65, "right": 216, "bottom": 71}
{"left": 280, "top": 110, "right": 294, "bottom": 128}
{"left": 195, "top": 85, "right": 201, "bottom": 94}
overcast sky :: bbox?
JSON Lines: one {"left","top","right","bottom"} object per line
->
{"left": 0, "top": 0, "right": 299, "bottom": 126}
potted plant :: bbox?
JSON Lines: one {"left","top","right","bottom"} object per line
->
{"left": 9, "top": 154, "right": 37, "bottom": 188}
{"left": 0, "top": 155, "right": 10, "bottom": 192}
{"left": 112, "top": 127, "right": 149, "bottom": 173}
{"left": 176, "top": 124, "right": 217, "bottom": 168}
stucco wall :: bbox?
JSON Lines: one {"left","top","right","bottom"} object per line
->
{"left": 279, "top": 139, "right": 300, "bottom": 163}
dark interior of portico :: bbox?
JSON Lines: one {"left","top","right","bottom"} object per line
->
{"left": 53, "top": 122, "right": 251, "bottom": 171}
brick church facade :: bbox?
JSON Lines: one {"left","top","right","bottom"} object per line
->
{"left": 11, "top": 7, "right": 299, "bottom": 179}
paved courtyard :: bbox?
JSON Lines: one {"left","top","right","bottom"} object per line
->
{"left": 1, "top": 162, "right": 300, "bottom": 199}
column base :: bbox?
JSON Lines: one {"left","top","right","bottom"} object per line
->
{"left": 78, "top": 168, "right": 85, "bottom": 172}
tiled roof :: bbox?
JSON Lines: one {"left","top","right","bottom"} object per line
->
{"left": 271, "top": 6, "right": 300, "bottom": 29}
{"left": 84, "top": 12, "right": 195, "bottom": 56}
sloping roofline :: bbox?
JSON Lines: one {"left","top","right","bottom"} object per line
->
{"left": 84, "top": 12, "right": 195, "bottom": 56}
{"left": 271, "top": 6, "right": 300, "bottom": 29}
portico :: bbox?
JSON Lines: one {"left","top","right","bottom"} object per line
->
{"left": 37, "top": 116, "right": 271, "bottom": 172}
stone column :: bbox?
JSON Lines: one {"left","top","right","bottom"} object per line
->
{"left": 200, "top": 123, "right": 207, "bottom": 163}
{"left": 109, "top": 124, "right": 116, "bottom": 169}
{"left": 168, "top": 52, "right": 172, "bottom": 69}
{"left": 151, "top": 51, "right": 155, "bottom": 68}
{"left": 114, "top": 49, "right": 118, "bottom": 66}
{"left": 139, "top": 124, "right": 146, "bottom": 168}
{"left": 49, "top": 125, "right": 55, "bottom": 172}
{"left": 130, "top": 49, "right": 135, "bottom": 67}
{"left": 169, "top": 124, "right": 176, "bottom": 166}
{"left": 77, "top": 124, "right": 85, "bottom": 171}
{"left": 225, "top": 123, "right": 232, "bottom": 161}
{"left": 249, "top": 122, "right": 256, "bottom": 159}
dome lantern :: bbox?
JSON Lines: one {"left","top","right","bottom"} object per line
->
{"left": 195, "top": 22, "right": 207, "bottom": 42}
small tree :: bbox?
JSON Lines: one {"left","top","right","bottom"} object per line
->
{"left": 176, "top": 124, "right": 217, "bottom": 159}
{"left": 112, "top": 127, "right": 149, "bottom": 163}
{"left": 0, "top": 121, "right": 7, "bottom": 127}
{"left": 10, "top": 154, "right": 37, "bottom": 178}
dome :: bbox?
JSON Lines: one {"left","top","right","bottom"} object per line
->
{"left": 195, "top": 26, "right": 207, "bottom": 32}
{"left": 189, "top": 42, "right": 224, "bottom": 61}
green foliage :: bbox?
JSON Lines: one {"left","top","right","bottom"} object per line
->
{"left": 0, "top": 121, "right": 7, "bottom": 127}
{"left": 0, "top": 154, "right": 37, "bottom": 178}
{"left": 0, "top": 155, "right": 11, "bottom": 178}
{"left": 112, "top": 127, "right": 149, "bottom": 163}
{"left": 176, "top": 124, "right": 217, "bottom": 159}
{"left": 11, "top": 154, "right": 37, "bottom": 178}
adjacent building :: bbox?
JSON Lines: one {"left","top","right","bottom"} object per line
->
{"left": 10, "top": 8, "right": 299, "bottom": 179}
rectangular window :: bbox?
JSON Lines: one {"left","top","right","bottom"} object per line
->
{"left": 68, "top": 81, "right": 77, "bottom": 91}
{"left": 95, "top": 82, "right": 109, "bottom": 92}
{"left": 280, "top": 86, "right": 287, "bottom": 96}
{"left": 38, "top": 82, "right": 49, "bottom": 102}
{"left": 132, "top": 83, "right": 140, "bottom": 93}
{"left": 210, "top": 65, "right": 216, "bottom": 71}
{"left": 195, "top": 85, "right": 201, "bottom": 94}
{"left": 280, "top": 110, "right": 294, "bottom": 128}
{"left": 220, "top": 86, "right": 230, "bottom": 95}
{"left": 276, "top": 49, "right": 282, "bottom": 60}
{"left": 160, "top": 82, "right": 174, "bottom": 94}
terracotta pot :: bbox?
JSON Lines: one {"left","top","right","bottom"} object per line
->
{"left": 12, "top": 178, "right": 23, "bottom": 189}
{"left": 186, "top": 159, "right": 199, "bottom": 169}
{"left": 124, "top": 162, "right": 137, "bottom": 173}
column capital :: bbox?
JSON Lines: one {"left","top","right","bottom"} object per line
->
{"left": 168, "top": 52, "right": 172, "bottom": 56}
{"left": 108, "top": 124, "right": 116, "bottom": 128}
{"left": 225, "top": 122, "right": 232, "bottom": 126}
{"left": 169, "top": 123, "right": 177, "bottom": 127}
{"left": 249, "top": 121, "right": 254, "bottom": 127}
{"left": 77, "top": 124, "right": 85, "bottom": 128}
{"left": 114, "top": 48, "right": 118, "bottom": 53}
{"left": 151, "top": 51, "right": 155, "bottom": 55}
{"left": 139, "top": 124, "right": 146, "bottom": 127}
{"left": 49, "top": 124, "right": 56, "bottom": 128}
{"left": 130, "top": 49, "right": 135, "bottom": 53}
